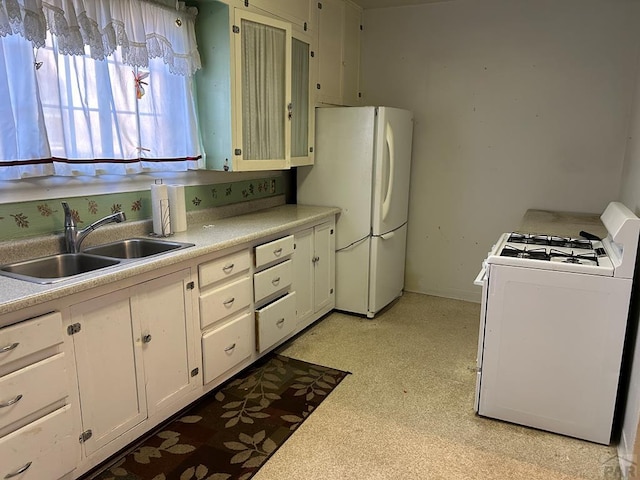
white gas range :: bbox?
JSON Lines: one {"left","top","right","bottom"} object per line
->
{"left": 474, "top": 202, "right": 640, "bottom": 444}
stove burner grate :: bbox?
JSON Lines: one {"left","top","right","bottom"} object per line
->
{"left": 500, "top": 245, "right": 550, "bottom": 261}
{"left": 507, "top": 233, "right": 593, "bottom": 250}
{"left": 549, "top": 249, "right": 599, "bottom": 266}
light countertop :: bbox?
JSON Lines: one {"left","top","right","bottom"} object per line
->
{"left": 0, "top": 204, "right": 339, "bottom": 318}
{"left": 517, "top": 209, "right": 607, "bottom": 239}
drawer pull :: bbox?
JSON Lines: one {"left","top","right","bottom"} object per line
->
{"left": 0, "top": 342, "right": 19, "bottom": 353}
{"left": 224, "top": 343, "right": 236, "bottom": 352}
{"left": 223, "top": 297, "right": 235, "bottom": 307}
{"left": 222, "top": 264, "right": 235, "bottom": 273}
{"left": 276, "top": 318, "right": 285, "bottom": 327}
{"left": 271, "top": 277, "right": 281, "bottom": 286}
{"left": 0, "top": 394, "right": 23, "bottom": 408}
{"left": 273, "top": 247, "right": 283, "bottom": 257}
{"left": 5, "top": 461, "right": 32, "bottom": 478}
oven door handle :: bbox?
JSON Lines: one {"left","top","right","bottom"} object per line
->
{"left": 474, "top": 266, "right": 487, "bottom": 286}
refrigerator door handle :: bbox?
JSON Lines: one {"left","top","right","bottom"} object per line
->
{"left": 380, "top": 231, "right": 395, "bottom": 240}
{"left": 382, "top": 122, "right": 395, "bottom": 221}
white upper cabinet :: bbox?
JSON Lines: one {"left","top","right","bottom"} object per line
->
{"left": 290, "top": 28, "right": 315, "bottom": 166}
{"left": 316, "top": 0, "right": 362, "bottom": 106}
{"left": 196, "top": 3, "right": 311, "bottom": 171}
{"left": 250, "top": 0, "right": 316, "bottom": 31}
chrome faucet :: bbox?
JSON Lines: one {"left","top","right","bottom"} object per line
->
{"left": 62, "top": 202, "right": 126, "bottom": 253}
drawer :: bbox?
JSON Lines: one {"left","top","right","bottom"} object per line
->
{"left": 0, "top": 312, "right": 63, "bottom": 370}
{"left": 255, "top": 292, "right": 297, "bottom": 353}
{"left": 255, "top": 235, "right": 294, "bottom": 268}
{"left": 254, "top": 259, "right": 292, "bottom": 303}
{"left": 199, "top": 276, "right": 253, "bottom": 330}
{"left": 202, "top": 312, "right": 253, "bottom": 384}
{"left": 199, "top": 249, "right": 251, "bottom": 288}
{"left": 0, "top": 354, "right": 68, "bottom": 432}
{"left": 0, "top": 405, "right": 76, "bottom": 480}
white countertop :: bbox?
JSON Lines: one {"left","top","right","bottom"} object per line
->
{"left": 0, "top": 204, "right": 339, "bottom": 318}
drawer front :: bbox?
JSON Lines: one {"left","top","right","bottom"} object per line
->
{"left": 0, "top": 312, "right": 63, "bottom": 370}
{"left": 199, "top": 276, "right": 253, "bottom": 330}
{"left": 202, "top": 312, "right": 253, "bottom": 384}
{"left": 199, "top": 249, "right": 251, "bottom": 288}
{"left": 0, "top": 354, "right": 67, "bottom": 431}
{"left": 0, "top": 405, "right": 76, "bottom": 480}
{"left": 254, "top": 259, "right": 292, "bottom": 303}
{"left": 256, "top": 292, "right": 297, "bottom": 353}
{"left": 255, "top": 235, "right": 294, "bottom": 268}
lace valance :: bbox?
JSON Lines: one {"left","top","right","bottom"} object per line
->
{"left": 0, "top": 0, "right": 201, "bottom": 75}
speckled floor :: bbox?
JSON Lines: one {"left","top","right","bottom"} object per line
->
{"left": 256, "top": 292, "right": 620, "bottom": 480}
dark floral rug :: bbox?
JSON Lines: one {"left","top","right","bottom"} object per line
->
{"left": 89, "top": 354, "right": 350, "bottom": 480}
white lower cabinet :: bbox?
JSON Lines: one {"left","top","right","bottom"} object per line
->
{"left": 202, "top": 312, "right": 254, "bottom": 384}
{"left": 0, "top": 405, "right": 76, "bottom": 480}
{"left": 0, "top": 310, "right": 77, "bottom": 480}
{"left": 255, "top": 292, "right": 297, "bottom": 353}
{"left": 69, "top": 269, "right": 197, "bottom": 458}
{"left": 199, "top": 248, "right": 255, "bottom": 386}
{"left": 293, "top": 219, "right": 335, "bottom": 329}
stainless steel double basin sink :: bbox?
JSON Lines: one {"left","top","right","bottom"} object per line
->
{"left": 0, "top": 238, "right": 194, "bottom": 284}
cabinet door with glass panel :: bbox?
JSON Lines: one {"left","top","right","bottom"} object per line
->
{"left": 290, "top": 28, "right": 315, "bottom": 167}
{"left": 232, "top": 9, "right": 292, "bottom": 171}
{"left": 194, "top": 4, "right": 313, "bottom": 171}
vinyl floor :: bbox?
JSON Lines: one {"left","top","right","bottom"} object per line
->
{"left": 256, "top": 292, "right": 621, "bottom": 480}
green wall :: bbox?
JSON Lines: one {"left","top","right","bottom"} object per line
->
{"left": 0, "top": 177, "right": 283, "bottom": 242}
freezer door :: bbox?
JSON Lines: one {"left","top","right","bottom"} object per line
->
{"left": 335, "top": 237, "right": 370, "bottom": 315}
{"left": 371, "top": 107, "right": 414, "bottom": 235}
{"left": 368, "top": 223, "right": 408, "bottom": 317}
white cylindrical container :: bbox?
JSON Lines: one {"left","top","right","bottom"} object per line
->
{"left": 168, "top": 184, "right": 187, "bottom": 232}
{"left": 151, "top": 182, "right": 171, "bottom": 236}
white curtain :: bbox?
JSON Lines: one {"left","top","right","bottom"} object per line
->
{"left": 0, "top": 0, "right": 202, "bottom": 180}
{"left": 241, "top": 18, "right": 285, "bottom": 161}
{"left": 0, "top": 0, "right": 201, "bottom": 75}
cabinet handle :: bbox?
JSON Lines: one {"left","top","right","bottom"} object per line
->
{"left": 5, "top": 461, "right": 32, "bottom": 478}
{"left": 273, "top": 247, "right": 283, "bottom": 257}
{"left": 287, "top": 103, "right": 293, "bottom": 120}
{"left": 223, "top": 297, "right": 235, "bottom": 307}
{"left": 142, "top": 334, "right": 152, "bottom": 344}
{"left": 224, "top": 343, "right": 236, "bottom": 352}
{"left": 222, "top": 264, "right": 234, "bottom": 273}
{"left": 0, "top": 394, "right": 22, "bottom": 408}
{"left": 271, "top": 277, "right": 281, "bottom": 285}
{"left": 312, "top": 256, "right": 320, "bottom": 263}
{"left": 0, "top": 342, "right": 18, "bottom": 353}
{"left": 276, "top": 318, "right": 285, "bottom": 327}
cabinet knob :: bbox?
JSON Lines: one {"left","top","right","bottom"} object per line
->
{"left": 142, "top": 334, "right": 152, "bottom": 344}
{"left": 4, "top": 461, "right": 32, "bottom": 478}
{"left": 0, "top": 394, "right": 23, "bottom": 408}
{"left": 0, "top": 342, "right": 19, "bottom": 353}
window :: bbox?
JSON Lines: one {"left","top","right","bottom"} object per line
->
{"left": 0, "top": 0, "right": 202, "bottom": 180}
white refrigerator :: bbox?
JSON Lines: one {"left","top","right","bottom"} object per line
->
{"left": 297, "top": 106, "right": 414, "bottom": 318}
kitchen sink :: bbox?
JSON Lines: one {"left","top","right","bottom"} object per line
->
{"left": 0, "top": 253, "right": 121, "bottom": 284}
{"left": 83, "top": 238, "right": 194, "bottom": 259}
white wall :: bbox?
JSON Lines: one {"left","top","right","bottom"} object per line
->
{"left": 616, "top": 23, "right": 640, "bottom": 476}
{"left": 361, "top": 0, "right": 640, "bottom": 302}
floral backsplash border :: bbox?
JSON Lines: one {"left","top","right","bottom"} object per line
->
{"left": 0, "top": 177, "right": 282, "bottom": 242}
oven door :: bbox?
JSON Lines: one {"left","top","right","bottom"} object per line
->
{"left": 473, "top": 264, "right": 489, "bottom": 412}
{"left": 477, "top": 264, "right": 631, "bottom": 444}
